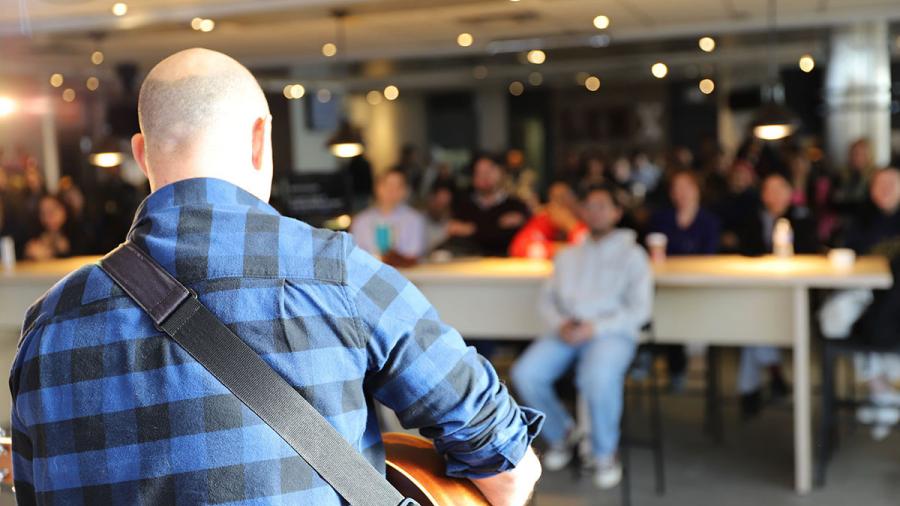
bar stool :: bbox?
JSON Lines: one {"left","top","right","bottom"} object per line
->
{"left": 816, "top": 336, "right": 900, "bottom": 487}
{"left": 571, "top": 324, "right": 666, "bottom": 506}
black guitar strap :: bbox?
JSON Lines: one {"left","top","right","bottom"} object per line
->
{"left": 99, "top": 242, "right": 417, "bottom": 506}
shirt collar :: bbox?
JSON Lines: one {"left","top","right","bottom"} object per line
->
{"left": 129, "top": 177, "right": 279, "bottom": 234}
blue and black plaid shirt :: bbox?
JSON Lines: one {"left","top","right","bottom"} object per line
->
{"left": 10, "top": 177, "right": 542, "bottom": 505}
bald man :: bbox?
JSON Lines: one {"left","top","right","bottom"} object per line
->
{"left": 11, "top": 49, "right": 541, "bottom": 506}
{"left": 846, "top": 167, "right": 900, "bottom": 255}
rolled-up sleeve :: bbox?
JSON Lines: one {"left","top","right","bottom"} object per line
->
{"left": 343, "top": 235, "right": 544, "bottom": 478}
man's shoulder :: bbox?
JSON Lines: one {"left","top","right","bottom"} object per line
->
{"left": 275, "top": 215, "right": 349, "bottom": 284}
{"left": 21, "top": 262, "right": 116, "bottom": 339}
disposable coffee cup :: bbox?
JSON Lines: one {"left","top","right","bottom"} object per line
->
{"left": 646, "top": 233, "right": 667, "bottom": 263}
{"left": 828, "top": 248, "right": 856, "bottom": 271}
{"left": 0, "top": 236, "right": 15, "bottom": 272}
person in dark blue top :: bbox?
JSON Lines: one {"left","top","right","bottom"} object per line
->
{"left": 845, "top": 168, "right": 900, "bottom": 255}
{"left": 648, "top": 171, "right": 720, "bottom": 391}
{"left": 10, "top": 48, "right": 543, "bottom": 506}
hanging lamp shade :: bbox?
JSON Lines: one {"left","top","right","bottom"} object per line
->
{"left": 89, "top": 136, "right": 124, "bottom": 167}
{"left": 327, "top": 120, "right": 364, "bottom": 158}
{"left": 751, "top": 101, "right": 797, "bottom": 141}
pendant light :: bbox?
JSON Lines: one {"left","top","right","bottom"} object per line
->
{"left": 322, "top": 10, "right": 365, "bottom": 158}
{"left": 752, "top": 0, "right": 797, "bottom": 141}
{"left": 327, "top": 120, "right": 364, "bottom": 158}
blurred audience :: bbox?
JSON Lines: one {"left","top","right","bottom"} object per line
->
{"left": 511, "top": 184, "right": 652, "bottom": 490}
{"left": 509, "top": 181, "right": 587, "bottom": 259}
{"left": 833, "top": 138, "right": 877, "bottom": 219}
{"left": 506, "top": 148, "right": 540, "bottom": 211}
{"left": 423, "top": 183, "right": 454, "bottom": 254}
{"left": 350, "top": 169, "right": 426, "bottom": 266}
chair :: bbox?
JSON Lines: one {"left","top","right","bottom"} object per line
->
{"left": 816, "top": 337, "right": 900, "bottom": 487}
{"left": 571, "top": 325, "right": 666, "bottom": 506}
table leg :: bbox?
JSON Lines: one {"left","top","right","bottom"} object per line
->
{"left": 793, "top": 287, "right": 812, "bottom": 494}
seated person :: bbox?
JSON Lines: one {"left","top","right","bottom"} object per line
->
{"left": 736, "top": 173, "right": 820, "bottom": 417}
{"left": 350, "top": 168, "right": 425, "bottom": 266}
{"left": 509, "top": 181, "right": 588, "bottom": 259}
{"left": 446, "top": 154, "right": 530, "bottom": 256}
{"left": 511, "top": 185, "right": 652, "bottom": 490}
{"left": 826, "top": 168, "right": 900, "bottom": 439}
{"left": 24, "top": 194, "right": 71, "bottom": 261}
{"left": 424, "top": 182, "right": 454, "bottom": 254}
{"left": 846, "top": 168, "right": 900, "bottom": 254}
{"left": 648, "top": 170, "right": 720, "bottom": 391}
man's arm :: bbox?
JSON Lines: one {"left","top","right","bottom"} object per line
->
{"left": 471, "top": 446, "right": 541, "bottom": 506}
{"left": 344, "top": 235, "right": 543, "bottom": 501}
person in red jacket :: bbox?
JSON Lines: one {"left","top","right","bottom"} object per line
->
{"left": 510, "top": 181, "right": 588, "bottom": 259}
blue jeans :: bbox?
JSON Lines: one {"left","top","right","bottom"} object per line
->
{"left": 511, "top": 333, "right": 636, "bottom": 459}
{"left": 738, "top": 346, "right": 782, "bottom": 394}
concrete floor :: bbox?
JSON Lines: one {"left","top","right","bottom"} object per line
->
{"left": 532, "top": 388, "right": 900, "bottom": 506}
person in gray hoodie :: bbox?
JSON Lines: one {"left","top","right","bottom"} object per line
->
{"left": 511, "top": 184, "right": 653, "bottom": 490}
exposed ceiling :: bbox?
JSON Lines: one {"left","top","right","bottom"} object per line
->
{"left": 1, "top": 0, "right": 899, "bottom": 92}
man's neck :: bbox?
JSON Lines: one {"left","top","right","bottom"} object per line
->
{"left": 474, "top": 189, "right": 504, "bottom": 207}
{"left": 376, "top": 202, "right": 400, "bottom": 215}
{"left": 589, "top": 228, "right": 614, "bottom": 241}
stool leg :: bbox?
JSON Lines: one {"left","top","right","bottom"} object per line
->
{"left": 704, "top": 346, "right": 724, "bottom": 443}
{"left": 649, "top": 353, "right": 666, "bottom": 495}
{"left": 816, "top": 343, "right": 835, "bottom": 487}
{"left": 620, "top": 387, "right": 632, "bottom": 506}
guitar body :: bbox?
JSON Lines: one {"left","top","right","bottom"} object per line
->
{"left": 384, "top": 432, "right": 490, "bottom": 506}
{"left": 0, "top": 437, "right": 11, "bottom": 487}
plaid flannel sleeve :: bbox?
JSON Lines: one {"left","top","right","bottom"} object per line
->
{"left": 344, "top": 235, "right": 543, "bottom": 478}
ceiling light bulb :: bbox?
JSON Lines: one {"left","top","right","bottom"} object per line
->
{"left": 112, "top": 3, "right": 127, "bottom": 16}
{"left": 699, "top": 78, "right": 715, "bottom": 94}
{"left": 699, "top": 36, "right": 716, "bottom": 52}
{"left": 799, "top": 54, "right": 815, "bottom": 73}
{"left": 384, "top": 85, "right": 399, "bottom": 101}
{"left": 50, "top": 73, "right": 64, "bottom": 88}
{"left": 86, "top": 77, "right": 100, "bottom": 91}
{"left": 651, "top": 62, "right": 668, "bottom": 78}
{"left": 457, "top": 33, "right": 474, "bottom": 47}
{"left": 322, "top": 42, "right": 337, "bottom": 57}
{"left": 526, "top": 49, "right": 546, "bottom": 64}
{"left": 585, "top": 76, "right": 601, "bottom": 91}
{"left": 91, "top": 51, "right": 104, "bottom": 65}
{"left": 509, "top": 81, "right": 524, "bottom": 96}
{"left": 593, "top": 15, "right": 610, "bottom": 30}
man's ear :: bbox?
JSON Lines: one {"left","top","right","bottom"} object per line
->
{"left": 131, "top": 133, "right": 149, "bottom": 179}
{"left": 251, "top": 115, "right": 270, "bottom": 172}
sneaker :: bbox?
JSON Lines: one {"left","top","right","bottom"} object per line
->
{"left": 592, "top": 455, "right": 623, "bottom": 490}
{"left": 541, "top": 444, "right": 574, "bottom": 472}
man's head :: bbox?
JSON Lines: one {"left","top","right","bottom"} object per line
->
{"left": 38, "top": 195, "right": 67, "bottom": 234}
{"left": 547, "top": 181, "right": 578, "bottom": 211}
{"left": 870, "top": 168, "right": 900, "bottom": 215}
{"left": 373, "top": 169, "right": 408, "bottom": 211}
{"left": 670, "top": 171, "right": 701, "bottom": 211}
{"left": 132, "top": 48, "right": 273, "bottom": 201}
{"left": 581, "top": 185, "right": 623, "bottom": 237}
{"left": 761, "top": 173, "right": 793, "bottom": 217}
{"left": 471, "top": 154, "right": 505, "bottom": 196}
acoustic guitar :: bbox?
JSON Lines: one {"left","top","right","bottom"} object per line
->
{"left": 384, "top": 432, "right": 490, "bottom": 506}
{"left": 0, "top": 437, "right": 11, "bottom": 488}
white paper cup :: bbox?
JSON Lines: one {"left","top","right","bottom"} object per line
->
{"left": 646, "top": 233, "right": 667, "bottom": 263}
{"left": 828, "top": 248, "right": 856, "bottom": 271}
{"left": 0, "top": 236, "right": 14, "bottom": 272}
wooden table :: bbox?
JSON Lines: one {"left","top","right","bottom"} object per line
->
{"left": 1, "top": 255, "right": 892, "bottom": 494}
{"left": 402, "top": 255, "right": 892, "bottom": 494}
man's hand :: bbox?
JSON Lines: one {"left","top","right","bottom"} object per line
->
{"left": 560, "top": 320, "right": 594, "bottom": 345}
{"left": 498, "top": 211, "right": 526, "bottom": 229}
{"left": 470, "top": 446, "right": 541, "bottom": 506}
{"left": 447, "top": 220, "right": 476, "bottom": 237}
